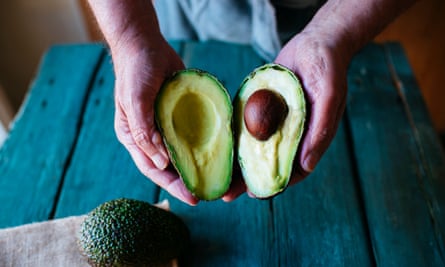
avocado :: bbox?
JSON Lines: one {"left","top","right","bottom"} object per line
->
{"left": 155, "top": 69, "right": 233, "bottom": 200}
{"left": 234, "top": 63, "right": 306, "bottom": 198}
{"left": 78, "top": 198, "right": 190, "bottom": 266}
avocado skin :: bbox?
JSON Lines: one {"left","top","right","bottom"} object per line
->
{"left": 78, "top": 198, "right": 190, "bottom": 267}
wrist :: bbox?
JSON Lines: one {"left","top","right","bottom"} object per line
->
{"left": 298, "top": 25, "right": 354, "bottom": 66}
{"left": 109, "top": 26, "right": 164, "bottom": 61}
{"left": 301, "top": 0, "right": 417, "bottom": 60}
{"left": 302, "top": 15, "right": 364, "bottom": 60}
{"left": 88, "top": 0, "right": 162, "bottom": 54}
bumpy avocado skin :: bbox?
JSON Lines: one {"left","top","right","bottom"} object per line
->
{"left": 78, "top": 198, "right": 190, "bottom": 267}
{"left": 234, "top": 63, "right": 306, "bottom": 198}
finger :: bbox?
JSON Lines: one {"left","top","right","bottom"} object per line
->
{"left": 115, "top": 106, "right": 198, "bottom": 205}
{"left": 118, "top": 98, "right": 169, "bottom": 170}
{"left": 222, "top": 176, "right": 246, "bottom": 202}
{"left": 299, "top": 76, "right": 346, "bottom": 173}
{"left": 114, "top": 102, "right": 136, "bottom": 145}
{"left": 146, "top": 166, "right": 199, "bottom": 206}
{"left": 289, "top": 162, "right": 310, "bottom": 186}
{"left": 127, "top": 141, "right": 199, "bottom": 206}
{"left": 222, "top": 155, "right": 247, "bottom": 201}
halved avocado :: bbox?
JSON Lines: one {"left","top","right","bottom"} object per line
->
{"left": 155, "top": 69, "right": 233, "bottom": 200}
{"left": 234, "top": 63, "right": 306, "bottom": 198}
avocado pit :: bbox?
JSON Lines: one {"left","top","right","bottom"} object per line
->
{"left": 243, "top": 89, "right": 288, "bottom": 141}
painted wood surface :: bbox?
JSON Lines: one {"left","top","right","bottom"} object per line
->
{"left": 0, "top": 41, "right": 443, "bottom": 266}
{"left": 347, "top": 43, "right": 445, "bottom": 266}
{"left": 53, "top": 50, "right": 159, "bottom": 218}
{"left": 0, "top": 45, "right": 104, "bottom": 228}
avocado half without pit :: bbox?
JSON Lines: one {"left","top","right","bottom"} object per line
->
{"left": 234, "top": 63, "right": 306, "bottom": 198}
{"left": 155, "top": 69, "right": 233, "bottom": 200}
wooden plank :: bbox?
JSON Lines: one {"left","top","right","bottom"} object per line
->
{"left": 161, "top": 41, "right": 373, "bottom": 266}
{"left": 346, "top": 43, "right": 445, "bottom": 266}
{"left": 384, "top": 42, "right": 445, "bottom": 197}
{"left": 0, "top": 44, "right": 104, "bottom": 228}
{"left": 272, "top": 120, "right": 374, "bottom": 266}
{"left": 164, "top": 196, "right": 275, "bottom": 266}
{"left": 54, "top": 51, "right": 160, "bottom": 218}
{"left": 384, "top": 42, "right": 445, "bottom": 260}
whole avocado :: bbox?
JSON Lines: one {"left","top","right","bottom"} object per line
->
{"left": 78, "top": 198, "right": 190, "bottom": 267}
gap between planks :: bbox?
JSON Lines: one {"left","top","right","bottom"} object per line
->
{"left": 383, "top": 44, "right": 445, "bottom": 262}
{"left": 342, "top": 109, "right": 378, "bottom": 266}
{"left": 48, "top": 48, "right": 108, "bottom": 220}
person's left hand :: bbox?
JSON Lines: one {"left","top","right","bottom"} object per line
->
{"left": 223, "top": 30, "right": 350, "bottom": 202}
{"left": 275, "top": 31, "right": 350, "bottom": 185}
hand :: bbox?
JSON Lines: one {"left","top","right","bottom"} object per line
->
{"left": 112, "top": 35, "right": 199, "bottom": 205}
{"left": 275, "top": 31, "right": 349, "bottom": 184}
{"left": 222, "top": 162, "right": 247, "bottom": 202}
{"left": 224, "top": 32, "right": 349, "bottom": 201}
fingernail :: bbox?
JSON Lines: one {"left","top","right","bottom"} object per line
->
{"left": 159, "top": 146, "right": 169, "bottom": 161}
{"left": 151, "top": 132, "right": 167, "bottom": 158}
{"left": 153, "top": 133, "right": 165, "bottom": 152}
{"left": 303, "top": 152, "right": 320, "bottom": 172}
{"left": 178, "top": 182, "right": 199, "bottom": 206}
{"left": 152, "top": 153, "right": 168, "bottom": 170}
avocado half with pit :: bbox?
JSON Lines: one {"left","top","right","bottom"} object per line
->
{"left": 234, "top": 63, "right": 306, "bottom": 198}
{"left": 155, "top": 69, "right": 233, "bottom": 200}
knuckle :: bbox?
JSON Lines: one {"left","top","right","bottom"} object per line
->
{"left": 132, "top": 128, "right": 150, "bottom": 147}
{"left": 114, "top": 126, "right": 129, "bottom": 146}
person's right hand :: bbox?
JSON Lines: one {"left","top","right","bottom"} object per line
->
{"left": 111, "top": 34, "right": 199, "bottom": 205}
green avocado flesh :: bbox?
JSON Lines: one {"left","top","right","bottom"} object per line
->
{"left": 155, "top": 69, "right": 233, "bottom": 200}
{"left": 234, "top": 63, "right": 306, "bottom": 198}
{"left": 78, "top": 198, "right": 190, "bottom": 266}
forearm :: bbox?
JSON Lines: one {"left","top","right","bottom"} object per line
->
{"left": 87, "top": 0, "right": 161, "bottom": 52}
{"left": 304, "top": 0, "right": 417, "bottom": 59}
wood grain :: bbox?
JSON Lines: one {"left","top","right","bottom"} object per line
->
{"left": 375, "top": 0, "right": 445, "bottom": 132}
{"left": 272, "top": 120, "right": 373, "bottom": 266}
{"left": 0, "top": 44, "right": 104, "bottom": 228}
{"left": 53, "top": 50, "right": 160, "bottom": 218}
{"left": 346, "top": 43, "right": 445, "bottom": 266}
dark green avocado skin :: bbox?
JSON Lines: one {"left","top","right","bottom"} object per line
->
{"left": 78, "top": 198, "right": 190, "bottom": 267}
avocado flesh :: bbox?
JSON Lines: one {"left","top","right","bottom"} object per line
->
{"left": 235, "top": 64, "right": 306, "bottom": 198}
{"left": 156, "top": 70, "right": 233, "bottom": 200}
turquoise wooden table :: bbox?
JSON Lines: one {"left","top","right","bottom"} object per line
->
{"left": 1, "top": 41, "right": 444, "bottom": 266}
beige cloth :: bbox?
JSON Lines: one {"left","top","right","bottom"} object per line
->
{"left": 0, "top": 216, "right": 89, "bottom": 267}
{"left": 0, "top": 201, "right": 175, "bottom": 267}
